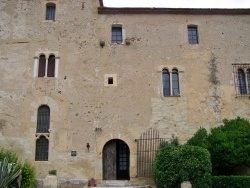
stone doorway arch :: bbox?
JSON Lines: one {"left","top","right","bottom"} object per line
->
{"left": 103, "top": 139, "right": 130, "bottom": 180}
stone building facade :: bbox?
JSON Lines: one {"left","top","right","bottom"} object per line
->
{"left": 0, "top": 0, "right": 250, "bottom": 185}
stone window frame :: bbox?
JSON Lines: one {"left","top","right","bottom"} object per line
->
{"left": 233, "top": 63, "right": 250, "bottom": 97}
{"left": 35, "top": 135, "right": 49, "bottom": 161}
{"left": 104, "top": 74, "right": 118, "bottom": 86}
{"left": 188, "top": 25, "right": 199, "bottom": 44}
{"left": 157, "top": 65, "right": 184, "bottom": 97}
{"left": 111, "top": 24, "right": 126, "bottom": 44}
{"left": 31, "top": 96, "right": 59, "bottom": 162}
{"left": 35, "top": 105, "right": 51, "bottom": 161}
{"left": 34, "top": 51, "right": 59, "bottom": 78}
{"left": 45, "top": 2, "right": 56, "bottom": 21}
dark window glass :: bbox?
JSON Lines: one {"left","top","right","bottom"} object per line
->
{"left": 162, "top": 69, "right": 170, "bottom": 96}
{"left": 247, "top": 69, "right": 250, "bottom": 92}
{"left": 35, "top": 136, "right": 49, "bottom": 161}
{"left": 108, "top": 77, "right": 113, "bottom": 85}
{"left": 188, "top": 26, "right": 198, "bottom": 44}
{"left": 38, "top": 55, "right": 46, "bottom": 77}
{"left": 112, "top": 27, "right": 122, "bottom": 44}
{"left": 47, "top": 55, "right": 55, "bottom": 77}
{"left": 46, "top": 4, "right": 56, "bottom": 20}
{"left": 37, "top": 105, "right": 50, "bottom": 133}
{"left": 172, "top": 69, "right": 180, "bottom": 96}
{"left": 238, "top": 69, "right": 247, "bottom": 94}
{"left": 117, "top": 140, "right": 129, "bottom": 171}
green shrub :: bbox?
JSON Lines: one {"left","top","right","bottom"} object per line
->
{"left": 0, "top": 147, "right": 36, "bottom": 188}
{"left": 0, "top": 157, "right": 22, "bottom": 188}
{"left": 153, "top": 145, "right": 212, "bottom": 188}
{"left": 0, "top": 147, "right": 19, "bottom": 164}
{"left": 187, "top": 117, "right": 250, "bottom": 175}
{"left": 20, "top": 161, "right": 37, "bottom": 188}
{"left": 212, "top": 176, "right": 250, "bottom": 188}
{"left": 186, "top": 128, "right": 209, "bottom": 148}
{"left": 160, "top": 135, "right": 179, "bottom": 149}
{"left": 48, "top": 169, "right": 57, "bottom": 175}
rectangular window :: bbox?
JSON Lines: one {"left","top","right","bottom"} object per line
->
{"left": 104, "top": 74, "right": 117, "bottom": 86}
{"left": 108, "top": 77, "right": 114, "bottom": 85}
{"left": 112, "top": 26, "right": 123, "bottom": 44}
{"left": 188, "top": 26, "right": 198, "bottom": 44}
{"left": 46, "top": 3, "right": 56, "bottom": 20}
{"left": 233, "top": 64, "right": 250, "bottom": 97}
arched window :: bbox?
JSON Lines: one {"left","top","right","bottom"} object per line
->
{"left": 162, "top": 69, "right": 170, "bottom": 96}
{"left": 36, "top": 54, "right": 57, "bottom": 77}
{"left": 247, "top": 69, "right": 250, "bottom": 92}
{"left": 46, "top": 3, "right": 56, "bottom": 20}
{"left": 37, "top": 105, "right": 50, "bottom": 133}
{"left": 35, "top": 136, "right": 49, "bottom": 161}
{"left": 172, "top": 69, "right": 180, "bottom": 96}
{"left": 47, "top": 55, "right": 55, "bottom": 77}
{"left": 38, "top": 55, "right": 46, "bottom": 77}
{"left": 238, "top": 69, "right": 246, "bottom": 94}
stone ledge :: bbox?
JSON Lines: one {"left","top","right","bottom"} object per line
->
{"left": 36, "top": 178, "right": 88, "bottom": 188}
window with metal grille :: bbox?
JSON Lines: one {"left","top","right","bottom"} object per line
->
{"left": 46, "top": 3, "right": 56, "bottom": 20}
{"left": 233, "top": 64, "right": 250, "bottom": 97}
{"left": 38, "top": 54, "right": 56, "bottom": 77}
{"left": 188, "top": 26, "right": 198, "bottom": 44}
{"left": 118, "top": 141, "right": 129, "bottom": 171}
{"left": 162, "top": 69, "right": 180, "bottom": 97}
{"left": 35, "top": 136, "right": 49, "bottom": 161}
{"left": 37, "top": 105, "right": 50, "bottom": 133}
{"left": 112, "top": 26, "right": 123, "bottom": 44}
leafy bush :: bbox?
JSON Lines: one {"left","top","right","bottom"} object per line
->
{"left": 0, "top": 147, "right": 37, "bottom": 188}
{"left": 153, "top": 145, "right": 212, "bottom": 188}
{"left": 187, "top": 128, "right": 209, "bottom": 148}
{"left": 159, "top": 134, "right": 179, "bottom": 149}
{"left": 187, "top": 117, "right": 250, "bottom": 175}
{"left": 48, "top": 169, "right": 57, "bottom": 175}
{"left": 20, "top": 161, "right": 37, "bottom": 188}
{"left": 0, "top": 157, "right": 22, "bottom": 188}
{"left": 212, "top": 176, "right": 250, "bottom": 188}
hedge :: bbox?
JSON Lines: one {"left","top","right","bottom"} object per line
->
{"left": 212, "top": 176, "right": 250, "bottom": 188}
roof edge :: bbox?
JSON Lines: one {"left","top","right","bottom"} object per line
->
{"left": 98, "top": 7, "right": 250, "bottom": 15}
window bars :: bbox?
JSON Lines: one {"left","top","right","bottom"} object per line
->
{"left": 233, "top": 64, "right": 250, "bottom": 97}
{"left": 136, "top": 128, "right": 166, "bottom": 177}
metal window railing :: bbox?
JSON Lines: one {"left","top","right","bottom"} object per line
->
{"left": 233, "top": 64, "right": 250, "bottom": 97}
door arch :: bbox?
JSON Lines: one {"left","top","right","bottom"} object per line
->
{"left": 103, "top": 139, "right": 130, "bottom": 180}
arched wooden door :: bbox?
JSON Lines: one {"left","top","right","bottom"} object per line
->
{"left": 103, "top": 139, "right": 130, "bottom": 180}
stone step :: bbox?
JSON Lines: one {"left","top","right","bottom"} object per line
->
{"left": 94, "top": 187, "right": 148, "bottom": 188}
{"left": 94, "top": 180, "right": 151, "bottom": 188}
{"left": 94, "top": 186, "right": 150, "bottom": 188}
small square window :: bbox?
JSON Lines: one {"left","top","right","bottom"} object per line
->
{"left": 108, "top": 77, "right": 114, "bottom": 85}
{"left": 105, "top": 74, "right": 117, "bottom": 86}
{"left": 188, "top": 26, "right": 198, "bottom": 44}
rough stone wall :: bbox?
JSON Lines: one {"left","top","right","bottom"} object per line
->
{"left": 0, "top": 0, "right": 250, "bottom": 184}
